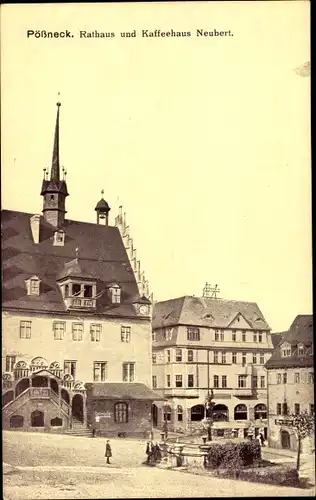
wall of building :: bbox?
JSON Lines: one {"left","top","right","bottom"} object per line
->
{"left": 267, "top": 366, "right": 314, "bottom": 450}
{"left": 2, "top": 311, "right": 152, "bottom": 386}
{"left": 3, "top": 399, "right": 69, "bottom": 431}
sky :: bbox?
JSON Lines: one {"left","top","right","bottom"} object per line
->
{"left": 1, "top": 2, "right": 311, "bottom": 332}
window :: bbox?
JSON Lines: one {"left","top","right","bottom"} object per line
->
{"left": 238, "top": 375, "right": 247, "bottom": 388}
{"left": 260, "top": 353, "right": 265, "bottom": 364}
{"left": 232, "top": 352, "right": 237, "bottom": 364}
{"left": 164, "top": 405, "right": 171, "bottom": 422}
{"left": 175, "top": 375, "right": 183, "bottom": 388}
{"left": 93, "top": 361, "right": 107, "bottom": 382}
{"left": 53, "top": 322, "right": 65, "bottom": 340}
{"left": 121, "top": 326, "right": 131, "bottom": 343}
{"left": 122, "top": 362, "right": 135, "bottom": 382}
{"left": 234, "top": 404, "right": 248, "bottom": 420}
{"left": 252, "top": 376, "right": 258, "bottom": 388}
{"left": 20, "top": 321, "right": 31, "bottom": 339}
{"left": 83, "top": 285, "right": 92, "bottom": 298}
{"left": 253, "top": 333, "right": 257, "bottom": 342}
{"left": 254, "top": 404, "right": 267, "bottom": 420}
{"left": 163, "top": 328, "right": 173, "bottom": 341}
{"left": 282, "top": 403, "right": 288, "bottom": 416}
{"left": 188, "top": 349, "right": 194, "bottom": 362}
{"left": 214, "top": 352, "right": 219, "bottom": 364}
{"left": 6, "top": 355, "right": 16, "bottom": 372}
{"left": 72, "top": 323, "right": 83, "bottom": 341}
{"left": 64, "top": 360, "right": 76, "bottom": 378}
{"left": 152, "top": 331, "right": 156, "bottom": 342}
{"left": 295, "top": 373, "right": 300, "bottom": 383}
{"left": 232, "top": 332, "right": 236, "bottom": 342}
{"left": 253, "top": 353, "right": 257, "bottom": 364}
{"left": 177, "top": 405, "right": 183, "bottom": 422}
{"left": 277, "top": 403, "right": 282, "bottom": 415}
{"left": 188, "top": 374, "right": 194, "bottom": 388}
{"left": 297, "top": 345, "right": 304, "bottom": 356}
{"left": 166, "top": 350, "right": 171, "bottom": 363}
{"left": 258, "top": 333, "right": 263, "bottom": 343}
{"left": 221, "top": 352, "right": 226, "bottom": 364}
{"left": 30, "top": 279, "right": 40, "bottom": 295}
{"left": 90, "top": 324, "right": 101, "bottom": 342}
{"left": 114, "top": 402, "right": 128, "bottom": 423}
{"left": 187, "top": 327, "right": 200, "bottom": 341}
{"left": 152, "top": 376, "right": 157, "bottom": 388}
{"left": 242, "top": 332, "right": 246, "bottom": 342}
{"left": 215, "top": 329, "right": 220, "bottom": 341}
{"left": 281, "top": 345, "right": 291, "bottom": 357}
{"left": 166, "top": 374, "right": 171, "bottom": 388}
{"left": 277, "top": 373, "right": 282, "bottom": 384}
{"left": 222, "top": 375, "right": 227, "bottom": 388}
{"left": 260, "top": 376, "right": 265, "bottom": 388}
{"left": 111, "top": 286, "right": 121, "bottom": 304}
{"left": 53, "top": 230, "right": 65, "bottom": 246}
{"left": 213, "top": 375, "right": 219, "bottom": 388}
{"left": 294, "top": 403, "right": 300, "bottom": 415}
{"left": 242, "top": 353, "right": 247, "bottom": 366}
{"left": 308, "top": 372, "right": 314, "bottom": 384}
{"left": 283, "top": 373, "right": 287, "bottom": 384}
{"left": 152, "top": 353, "right": 157, "bottom": 364}
{"left": 175, "top": 349, "right": 182, "bottom": 362}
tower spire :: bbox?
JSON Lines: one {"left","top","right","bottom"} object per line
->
{"left": 51, "top": 99, "right": 61, "bottom": 181}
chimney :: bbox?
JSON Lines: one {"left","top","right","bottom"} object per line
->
{"left": 30, "top": 214, "right": 41, "bottom": 244}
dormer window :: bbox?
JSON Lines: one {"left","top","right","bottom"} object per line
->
{"left": 297, "top": 344, "right": 305, "bottom": 356}
{"left": 53, "top": 229, "right": 65, "bottom": 246}
{"left": 108, "top": 283, "right": 121, "bottom": 304}
{"left": 281, "top": 342, "right": 292, "bottom": 357}
{"left": 25, "top": 276, "right": 40, "bottom": 296}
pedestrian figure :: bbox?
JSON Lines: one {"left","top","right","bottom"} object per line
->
{"left": 105, "top": 439, "right": 112, "bottom": 464}
{"left": 154, "top": 442, "right": 162, "bottom": 463}
{"left": 92, "top": 427, "right": 96, "bottom": 438}
{"left": 146, "top": 440, "right": 154, "bottom": 464}
{"left": 259, "top": 433, "right": 265, "bottom": 447}
{"left": 163, "top": 420, "right": 168, "bottom": 440}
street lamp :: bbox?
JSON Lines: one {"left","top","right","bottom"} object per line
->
{"left": 204, "top": 389, "right": 215, "bottom": 441}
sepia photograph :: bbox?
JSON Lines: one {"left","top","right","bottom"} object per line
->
{"left": 1, "top": 1, "right": 313, "bottom": 498}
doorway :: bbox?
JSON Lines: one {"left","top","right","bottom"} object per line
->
{"left": 72, "top": 394, "right": 84, "bottom": 422}
{"left": 281, "top": 430, "right": 291, "bottom": 449}
{"left": 152, "top": 404, "right": 158, "bottom": 427}
{"left": 31, "top": 410, "right": 44, "bottom": 427}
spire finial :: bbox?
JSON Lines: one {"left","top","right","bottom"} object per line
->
{"left": 75, "top": 247, "right": 79, "bottom": 259}
{"left": 101, "top": 189, "right": 104, "bottom": 196}
{"left": 57, "top": 91, "right": 61, "bottom": 107}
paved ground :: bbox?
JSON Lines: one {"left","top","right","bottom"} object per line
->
{"left": 3, "top": 431, "right": 314, "bottom": 499}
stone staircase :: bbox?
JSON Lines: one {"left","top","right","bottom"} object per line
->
{"left": 65, "top": 418, "right": 92, "bottom": 437}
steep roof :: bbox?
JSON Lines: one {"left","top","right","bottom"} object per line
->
{"left": 152, "top": 295, "right": 270, "bottom": 330}
{"left": 265, "top": 314, "right": 313, "bottom": 369}
{"left": 2, "top": 209, "right": 140, "bottom": 317}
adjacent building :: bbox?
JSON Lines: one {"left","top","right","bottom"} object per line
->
{"left": 151, "top": 295, "right": 274, "bottom": 438}
{"left": 265, "top": 315, "right": 314, "bottom": 450}
{"left": 2, "top": 101, "right": 162, "bottom": 436}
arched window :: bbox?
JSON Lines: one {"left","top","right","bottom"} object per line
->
{"left": 190, "top": 404, "right": 204, "bottom": 422}
{"left": 51, "top": 417, "right": 63, "bottom": 427}
{"left": 177, "top": 405, "right": 183, "bottom": 422}
{"left": 114, "top": 402, "right": 128, "bottom": 423}
{"left": 213, "top": 404, "right": 229, "bottom": 422}
{"left": 234, "top": 404, "right": 248, "bottom": 420}
{"left": 164, "top": 405, "right": 172, "bottom": 422}
{"left": 254, "top": 404, "right": 267, "bottom": 420}
{"left": 10, "top": 415, "right": 24, "bottom": 428}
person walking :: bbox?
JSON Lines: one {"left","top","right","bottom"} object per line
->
{"left": 105, "top": 440, "right": 112, "bottom": 464}
{"left": 146, "top": 441, "right": 153, "bottom": 464}
{"left": 259, "top": 432, "right": 265, "bottom": 447}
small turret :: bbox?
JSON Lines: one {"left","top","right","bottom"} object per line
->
{"left": 95, "top": 190, "right": 110, "bottom": 225}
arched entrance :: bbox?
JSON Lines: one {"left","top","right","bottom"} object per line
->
{"left": 31, "top": 410, "right": 44, "bottom": 427}
{"left": 72, "top": 394, "right": 84, "bottom": 422}
{"left": 61, "top": 388, "right": 70, "bottom": 404}
{"left": 50, "top": 378, "right": 58, "bottom": 395}
{"left": 190, "top": 404, "right": 204, "bottom": 422}
{"left": 213, "top": 404, "right": 229, "bottom": 422}
{"left": 32, "top": 376, "right": 48, "bottom": 387}
{"left": 152, "top": 404, "right": 158, "bottom": 427}
{"left": 234, "top": 404, "right": 248, "bottom": 420}
{"left": 254, "top": 404, "right": 267, "bottom": 420}
{"left": 15, "top": 378, "right": 30, "bottom": 398}
{"left": 281, "top": 430, "right": 291, "bottom": 449}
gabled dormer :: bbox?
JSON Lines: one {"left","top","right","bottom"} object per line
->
{"left": 57, "top": 255, "right": 97, "bottom": 310}
{"left": 106, "top": 282, "right": 121, "bottom": 304}
{"left": 25, "top": 275, "right": 41, "bottom": 296}
{"left": 53, "top": 229, "right": 65, "bottom": 246}
{"left": 280, "top": 341, "right": 292, "bottom": 357}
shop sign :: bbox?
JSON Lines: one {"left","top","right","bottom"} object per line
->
{"left": 275, "top": 418, "right": 293, "bottom": 426}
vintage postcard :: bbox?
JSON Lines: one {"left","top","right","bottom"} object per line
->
{"left": 1, "top": 1, "right": 313, "bottom": 498}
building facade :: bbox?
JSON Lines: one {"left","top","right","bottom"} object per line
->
{"left": 265, "top": 315, "right": 314, "bottom": 450}
{"left": 151, "top": 295, "right": 274, "bottom": 438}
{"left": 2, "top": 101, "right": 161, "bottom": 436}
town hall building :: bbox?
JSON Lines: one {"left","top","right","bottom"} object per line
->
{"left": 2, "top": 101, "right": 162, "bottom": 436}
